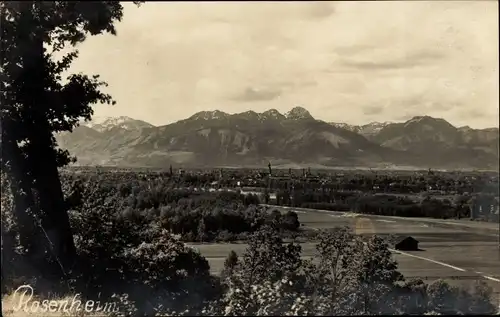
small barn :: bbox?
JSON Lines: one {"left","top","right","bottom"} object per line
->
{"left": 395, "top": 236, "right": 419, "bottom": 251}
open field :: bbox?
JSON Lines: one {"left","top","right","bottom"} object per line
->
{"left": 260, "top": 204, "right": 500, "bottom": 233}
{"left": 188, "top": 206, "right": 500, "bottom": 299}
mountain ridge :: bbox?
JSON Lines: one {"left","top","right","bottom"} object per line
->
{"left": 89, "top": 110, "right": 497, "bottom": 131}
{"left": 56, "top": 107, "right": 499, "bottom": 169}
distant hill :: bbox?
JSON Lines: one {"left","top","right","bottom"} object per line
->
{"left": 370, "top": 116, "right": 498, "bottom": 168}
{"left": 55, "top": 108, "right": 499, "bottom": 169}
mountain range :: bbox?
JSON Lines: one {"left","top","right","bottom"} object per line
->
{"left": 55, "top": 107, "right": 499, "bottom": 170}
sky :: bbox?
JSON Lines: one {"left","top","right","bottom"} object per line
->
{"left": 67, "top": 1, "right": 499, "bottom": 128}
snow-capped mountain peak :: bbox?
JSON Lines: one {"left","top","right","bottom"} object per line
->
{"left": 363, "top": 121, "right": 392, "bottom": 131}
{"left": 260, "top": 109, "right": 285, "bottom": 120}
{"left": 331, "top": 122, "right": 356, "bottom": 129}
{"left": 328, "top": 121, "right": 393, "bottom": 136}
{"left": 81, "top": 116, "right": 154, "bottom": 132}
{"left": 365, "top": 121, "right": 392, "bottom": 127}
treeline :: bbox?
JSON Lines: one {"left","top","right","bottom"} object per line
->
{"left": 65, "top": 167, "right": 499, "bottom": 195}
{"left": 63, "top": 173, "right": 298, "bottom": 243}
{"left": 273, "top": 188, "right": 498, "bottom": 221}
{"left": 267, "top": 173, "right": 498, "bottom": 195}
{"left": 61, "top": 170, "right": 497, "bottom": 226}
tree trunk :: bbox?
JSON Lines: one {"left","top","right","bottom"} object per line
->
{"left": 10, "top": 180, "right": 39, "bottom": 251}
{"left": 1, "top": 123, "right": 40, "bottom": 253}
{"left": 32, "top": 145, "right": 77, "bottom": 271}
{"left": 18, "top": 10, "right": 76, "bottom": 273}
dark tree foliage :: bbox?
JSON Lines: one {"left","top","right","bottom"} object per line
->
{"left": 220, "top": 250, "right": 239, "bottom": 283}
{"left": 0, "top": 1, "right": 141, "bottom": 282}
{"left": 55, "top": 171, "right": 300, "bottom": 243}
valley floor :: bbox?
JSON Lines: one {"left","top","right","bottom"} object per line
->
{"left": 187, "top": 206, "right": 500, "bottom": 306}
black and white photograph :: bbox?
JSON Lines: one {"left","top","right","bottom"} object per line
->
{"left": 1, "top": 1, "right": 499, "bottom": 316}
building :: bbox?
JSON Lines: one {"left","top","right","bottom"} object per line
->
{"left": 395, "top": 236, "right": 419, "bottom": 251}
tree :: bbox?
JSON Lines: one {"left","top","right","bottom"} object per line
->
{"left": 261, "top": 187, "right": 270, "bottom": 204}
{"left": 212, "top": 226, "right": 303, "bottom": 316}
{"left": 426, "top": 279, "right": 459, "bottom": 315}
{"left": 464, "top": 280, "right": 497, "bottom": 315}
{"left": 314, "top": 228, "right": 357, "bottom": 299}
{"left": 282, "top": 210, "right": 300, "bottom": 231}
{"left": 220, "top": 250, "right": 239, "bottom": 282}
{"left": 197, "top": 216, "right": 206, "bottom": 242}
{"left": 0, "top": 1, "right": 142, "bottom": 278}
{"left": 237, "top": 226, "right": 302, "bottom": 288}
{"left": 399, "top": 278, "right": 429, "bottom": 315}
{"left": 354, "top": 235, "right": 404, "bottom": 315}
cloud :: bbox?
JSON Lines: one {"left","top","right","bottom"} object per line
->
{"left": 427, "top": 102, "right": 456, "bottom": 112}
{"left": 306, "top": 2, "right": 335, "bottom": 19}
{"left": 273, "top": 80, "right": 318, "bottom": 90}
{"left": 336, "top": 50, "right": 446, "bottom": 72}
{"left": 333, "top": 44, "right": 375, "bottom": 56}
{"left": 401, "top": 97, "right": 456, "bottom": 112}
{"left": 362, "top": 106, "right": 384, "bottom": 115}
{"left": 231, "top": 87, "right": 282, "bottom": 102}
{"left": 384, "top": 96, "right": 458, "bottom": 119}
{"left": 457, "top": 108, "right": 489, "bottom": 120}
{"left": 394, "top": 113, "right": 415, "bottom": 122}
{"left": 68, "top": 1, "right": 498, "bottom": 129}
